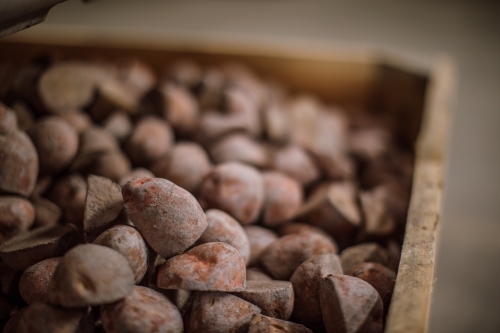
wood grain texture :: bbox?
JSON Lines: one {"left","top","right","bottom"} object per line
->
{"left": 384, "top": 58, "right": 454, "bottom": 333}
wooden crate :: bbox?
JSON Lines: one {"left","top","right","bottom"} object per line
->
{"left": 0, "top": 34, "right": 454, "bottom": 333}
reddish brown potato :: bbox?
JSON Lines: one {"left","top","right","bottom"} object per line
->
{"left": 70, "top": 127, "right": 119, "bottom": 172}
{"left": 47, "top": 174, "right": 87, "bottom": 226}
{"left": 83, "top": 175, "right": 124, "bottom": 241}
{"left": 244, "top": 225, "right": 279, "bottom": 267}
{"left": 93, "top": 225, "right": 148, "bottom": 283}
{"left": 118, "top": 168, "right": 155, "bottom": 187}
{"left": 260, "top": 232, "right": 338, "bottom": 280}
{"left": 151, "top": 142, "right": 211, "bottom": 194}
{"left": 17, "top": 302, "right": 94, "bottom": 333}
{"left": 246, "top": 268, "right": 273, "bottom": 282}
{"left": 248, "top": 314, "right": 313, "bottom": 333}
{"left": 123, "top": 177, "right": 207, "bottom": 259}
{"left": 159, "top": 83, "right": 200, "bottom": 135}
{"left": 101, "top": 286, "right": 183, "bottom": 333}
{"left": 320, "top": 275, "right": 383, "bottom": 333}
{"left": 86, "top": 150, "right": 132, "bottom": 183}
{"left": 48, "top": 244, "right": 135, "bottom": 307}
{"left": 339, "top": 243, "right": 390, "bottom": 273}
{"left": 103, "top": 111, "right": 133, "bottom": 142}
{"left": 209, "top": 133, "right": 270, "bottom": 168}
{"left": 187, "top": 292, "right": 261, "bottom": 333}
{"left": 261, "top": 171, "right": 303, "bottom": 227}
{"left": 275, "top": 222, "right": 330, "bottom": 238}
{"left": 29, "top": 117, "right": 79, "bottom": 175}
{"left": 232, "top": 280, "right": 294, "bottom": 320}
{"left": 296, "top": 181, "right": 361, "bottom": 249}
{"left": 31, "top": 195, "right": 61, "bottom": 227}
{"left": 0, "top": 196, "right": 35, "bottom": 242}
{"left": 157, "top": 242, "right": 246, "bottom": 291}
{"left": 347, "top": 262, "right": 396, "bottom": 314}
{"left": 0, "top": 104, "right": 17, "bottom": 134}
{"left": 60, "top": 111, "right": 92, "bottom": 135}
{"left": 289, "top": 254, "right": 343, "bottom": 331}
{"left": 198, "top": 209, "right": 250, "bottom": 264}
{"left": 272, "top": 145, "right": 319, "bottom": 186}
{"left": 124, "top": 116, "right": 174, "bottom": 167}
{"left": 0, "top": 225, "right": 78, "bottom": 271}
{"left": 0, "top": 130, "right": 38, "bottom": 196}
{"left": 200, "top": 162, "right": 264, "bottom": 225}
{"left": 19, "top": 257, "right": 60, "bottom": 304}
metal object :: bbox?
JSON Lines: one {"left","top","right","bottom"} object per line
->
{"left": 0, "top": 0, "right": 68, "bottom": 38}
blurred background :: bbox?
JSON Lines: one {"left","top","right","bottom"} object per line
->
{"left": 3, "top": 1, "right": 500, "bottom": 332}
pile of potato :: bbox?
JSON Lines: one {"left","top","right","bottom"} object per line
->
{"left": 0, "top": 56, "right": 413, "bottom": 332}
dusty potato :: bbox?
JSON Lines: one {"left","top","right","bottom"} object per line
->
{"left": 124, "top": 116, "right": 174, "bottom": 167}
{"left": 0, "top": 104, "right": 17, "bottom": 134}
{"left": 29, "top": 117, "right": 79, "bottom": 175}
{"left": 0, "top": 130, "right": 38, "bottom": 196}
{"left": 347, "top": 262, "right": 396, "bottom": 314}
{"left": 123, "top": 177, "right": 207, "bottom": 259}
{"left": 83, "top": 175, "right": 124, "bottom": 241}
{"left": 261, "top": 171, "right": 303, "bottom": 227}
{"left": 101, "top": 286, "right": 183, "bottom": 333}
{"left": 93, "top": 225, "right": 148, "bottom": 283}
{"left": 48, "top": 244, "right": 135, "bottom": 307}
{"left": 246, "top": 268, "right": 273, "bottom": 282}
{"left": 244, "top": 225, "right": 279, "bottom": 267}
{"left": 289, "top": 253, "right": 343, "bottom": 332}
{"left": 150, "top": 142, "right": 211, "bottom": 194}
{"left": 46, "top": 173, "right": 87, "bottom": 226}
{"left": 339, "top": 243, "right": 390, "bottom": 273}
{"left": 200, "top": 162, "right": 264, "bottom": 225}
{"left": 0, "top": 225, "right": 78, "bottom": 271}
{"left": 17, "top": 302, "right": 94, "bottom": 333}
{"left": 231, "top": 280, "right": 294, "bottom": 320}
{"left": 260, "top": 232, "right": 338, "bottom": 280}
{"left": 118, "top": 168, "right": 155, "bottom": 187}
{"left": 0, "top": 196, "right": 35, "bottom": 242}
{"left": 248, "top": 314, "right": 313, "bottom": 333}
{"left": 187, "top": 292, "right": 261, "bottom": 333}
{"left": 31, "top": 195, "right": 61, "bottom": 227}
{"left": 159, "top": 83, "right": 200, "bottom": 135}
{"left": 60, "top": 111, "right": 92, "bottom": 135}
{"left": 157, "top": 242, "right": 246, "bottom": 291}
{"left": 209, "top": 133, "right": 270, "bottom": 168}
{"left": 19, "top": 257, "right": 61, "bottom": 304}
{"left": 103, "top": 111, "right": 133, "bottom": 142}
{"left": 319, "top": 274, "right": 383, "bottom": 333}
{"left": 272, "top": 145, "right": 319, "bottom": 186}
{"left": 197, "top": 209, "right": 250, "bottom": 265}
{"left": 86, "top": 150, "right": 132, "bottom": 183}
{"left": 70, "top": 127, "right": 119, "bottom": 172}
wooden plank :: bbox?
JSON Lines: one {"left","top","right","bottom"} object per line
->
{"left": 385, "top": 57, "right": 455, "bottom": 333}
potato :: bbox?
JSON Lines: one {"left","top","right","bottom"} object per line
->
{"left": 28, "top": 117, "right": 79, "bottom": 175}
{"left": 0, "top": 196, "right": 35, "bottom": 242}
{"left": 290, "top": 253, "right": 343, "bottom": 331}
{"left": 46, "top": 174, "right": 87, "bottom": 226}
{"left": 209, "top": 133, "right": 270, "bottom": 168}
{"left": 246, "top": 268, "right": 273, "bottom": 282}
{"left": 123, "top": 177, "right": 207, "bottom": 259}
{"left": 244, "top": 226, "right": 278, "bottom": 267}
{"left": 197, "top": 209, "right": 250, "bottom": 265}
{"left": 261, "top": 232, "right": 338, "bottom": 280}
{"left": 200, "top": 162, "right": 264, "bottom": 225}
{"left": 0, "top": 225, "right": 78, "bottom": 271}
{"left": 0, "top": 130, "right": 38, "bottom": 196}
{"left": 261, "top": 171, "right": 303, "bottom": 227}
{"left": 272, "top": 145, "right": 319, "bottom": 186}
{"left": 151, "top": 142, "right": 211, "bottom": 194}
{"left": 19, "top": 257, "right": 60, "bottom": 304}
{"left": 248, "top": 314, "right": 312, "bottom": 333}
{"left": 101, "top": 286, "right": 183, "bottom": 333}
{"left": 187, "top": 292, "right": 261, "bottom": 333}
{"left": 93, "top": 225, "right": 148, "bottom": 283}
{"left": 339, "top": 243, "right": 390, "bottom": 272}
{"left": 48, "top": 244, "right": 135, "bottom": 307}
{"left": 319, "top": 275, "right": 383, "bottom": 333}
{"left": 157, "top": 242, "right": 246, "bottom": 292}
{"left": 231, "top": 280, "right": 294, "bottom": 320}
